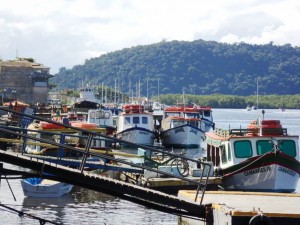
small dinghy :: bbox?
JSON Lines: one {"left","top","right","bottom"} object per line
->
{"left": 21, "top": 178, "right": 73, "bottom": 198}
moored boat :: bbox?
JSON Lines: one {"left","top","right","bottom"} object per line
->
{"left": 205, "top": 116, "right": 300, "bottom": 193}
{"left": 87, "top": 109, "right": 116, "bottom": 135}
{"left": 21, "top": 178, "right": 73, "bottom": 198}
{"left": 116, "top": 104, "right": 155, "bottom": 146}
{"left": 160, "top": 106, "right": 207, "bottom": 148}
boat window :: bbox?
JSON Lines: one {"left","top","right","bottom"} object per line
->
{"left": 133, "top": 117, "right": 140, "bottom": 124}
{"left": 125, "top": 117, "right": 130, "bottom": 124}
{"left": 172, "top": 120, "right": 185, "bottom": 127}
{"left": 189, "top": 120, "right": 198, "bottom": 127}
{"left": 203, "top": 111, "right": 211, "bottom": 117}
{"left": 99, "top": 111, "right": 105, "bottom": 118}
{"left": 221, "top": 145, "right": 227, "bottom": 163}
{"left": 104, "top": 112, "right": 110, "bottom": 119}
{"left": 142, "top": 117, "right": 148, "bottom": 124}
{"left": 184, "top": 113, "right": 199, "bottom": 119}
{"left": 165, "top": 112, "right": 180, "bottom": 118}
{"left": 90, "top": 111, "right": 96, "bottom": 119}
{"left": 227, "top": 143, "right": 232, "bottom": 161}
{"left": 95, "top": 111, "right": 100, "bottom": 118}
{"left": 256, "top": 140, "right": 274, "bottom": 155}
{"left": 278, "top": 140, "right": 297, "bottom": 157}
{"left": 234, "top": 140, "right": 253, "bottom": 158}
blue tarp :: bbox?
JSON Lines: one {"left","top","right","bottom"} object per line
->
{"left": 25, "top": 177, "right": 42, "bottom": 185}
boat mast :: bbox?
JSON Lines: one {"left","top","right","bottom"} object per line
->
{"left": 157, "top": 78, "right": 160, "bottom": 103}
{"left": 256, "top": 79, "right": 259, "bottom": 109}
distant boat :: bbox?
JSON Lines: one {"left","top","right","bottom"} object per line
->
{"left": 21, "top": 178, "right": 73, "bottom": 198}
{"left": 246, "top": 105, "right": 251, "bottom": 111}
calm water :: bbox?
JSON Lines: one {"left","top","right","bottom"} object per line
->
{"left": 0, "top": 108, "right": 299, "bottom": 224}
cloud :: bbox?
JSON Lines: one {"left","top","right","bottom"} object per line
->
{"left": 0, "top": 0, "right": 299, "bottom": 74}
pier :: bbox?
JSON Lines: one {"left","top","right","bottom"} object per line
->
{"left": 0, "top": 107, "right": 213, "bottom": 221}
{"left": 178, "top": 190, "right": 300, "bottom": 225}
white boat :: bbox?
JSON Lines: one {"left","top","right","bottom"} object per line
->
{"left": 87, "top": 109, "right": 116, "bottom": 135}
{"left": 206, "top": 117, "right": 300, "bottom": 193}
{"left": 193, "top": 105, "right": 214, "bottom": 132}
{"left": 21, "top": 178, "right": 73, "bottom": 197}
{"left": 160, "top": 106, "right": 207, "bottom": 148}
{"left": 116, "top": 104, "right": 155, "bottom": 146}
{"left": 76, "top": 86, "right": 101, "bottom": 104}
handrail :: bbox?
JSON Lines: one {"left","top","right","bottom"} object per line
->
{"left": 0, "top": 106, "right": 212, "bottom": 205}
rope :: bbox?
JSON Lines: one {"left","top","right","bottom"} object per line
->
{"left": 220, "top": 151, "right": 274, "bottom": 178}
{"left": 0, "top": 203, "right": 61, "bottom": 225}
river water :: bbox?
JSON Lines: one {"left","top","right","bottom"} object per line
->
{"left": 0, "top": 108, "right": 299, "bottom": 224}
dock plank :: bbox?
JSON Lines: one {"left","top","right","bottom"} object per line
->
{"left": 179, "top": 190, "right": 300, "bottom": 217}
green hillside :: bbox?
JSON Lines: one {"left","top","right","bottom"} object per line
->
{"left": 51, "top": 39, "right": 300, "bottom": 96}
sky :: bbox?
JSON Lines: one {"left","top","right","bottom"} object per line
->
{"left": 1, "top": 0, "right": 300, "bottom": 74}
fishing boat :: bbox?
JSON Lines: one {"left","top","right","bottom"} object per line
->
{"left": 193, "top": 105, "right": 214, "bottom": 132}
{"left": 87, "top": 109, "right": 116, "bottom": 135}
{"left": 160, "top": 106, "right": 207, "bottom": 148}
{"left": 116, "top": 104, "right": 155, "bottom": 146}
{"left": 25, "top": 116, "right": 107, "bottom": 156}
{"left": 205, "top": 115, "right": 300, "bottom": 193}
{"left": 21, "top": 178, "right": 73, "bottom": 198}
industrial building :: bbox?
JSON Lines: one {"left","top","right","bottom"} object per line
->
{"left": 0, "top": 58, "right": 53, "bottom": 105}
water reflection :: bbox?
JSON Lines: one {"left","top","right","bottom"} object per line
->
{"left": 72, "top": 186, "right": 118, "bottom": 203}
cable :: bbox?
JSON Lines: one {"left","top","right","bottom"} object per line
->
{"left": 0, "top": 203, "right": 61, "bottom": 225}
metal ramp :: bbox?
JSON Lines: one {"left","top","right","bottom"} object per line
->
{"left": 0, "top": 150, "right": 205, "bottom": 218}
{"left": 0, "top": 107, "right": 213, "bottom": 219}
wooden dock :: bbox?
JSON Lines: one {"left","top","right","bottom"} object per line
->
{"left": 143, "top": 176, "right": 222, "bottom": 193}
{"left": 178, "top": 190, "right": 300, "bottom": 225}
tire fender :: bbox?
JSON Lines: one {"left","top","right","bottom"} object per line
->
{"left": 249, "top": 214, "right": 274, "bottom": 225}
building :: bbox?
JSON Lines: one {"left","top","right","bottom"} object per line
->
{"left": 0, "top": 58, "right": 53, "bottom": 105}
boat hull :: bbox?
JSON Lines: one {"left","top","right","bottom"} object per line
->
{"left": 221, "top": 152, "right": 300, "bottom": 193}
{"left": 21, "top": 178, "right": 73, "bottom": 198}
{"left": 116, "top": 127, "right": 155, "bottom": 146}
{"left": 160, "top": 124, "right": 205, "bottom": 148}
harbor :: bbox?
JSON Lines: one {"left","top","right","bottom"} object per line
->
{"left": 0, "top": 108, "right": 299, "bottom": 224}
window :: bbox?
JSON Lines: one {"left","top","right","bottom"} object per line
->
{"left": 125, "top": 117, "right": 130, "bottom": 124}
{"left": 278, "top": 140, "right": 297, "bottom": 157}
{"left": 142, "top": 117, "right": 148, "bottom": 124}
{"left": 104, "top": 112, "right": 110, "bottom": 119}
{"left": 221, "top": 146, "right": 227, "bottom": 163}
{"left": 90, "top": 112, "right": 96, "bottom": 119}
{"left": 234, "top": 140, "right": 253, "bottom": 158}
{"left": 203, "top": 111, "right": 211, "bottom": 117}
{"left": 227, "top": 144, "right": 232, "bottom": 161}
{"left": 184, "top": 113, "right": 199, "bottom": 119}
{"left": 256, "top": 140, "right": 273, "bottom": 155}
{"left": 133, "top": 117, "right": 140, "bottom": 124}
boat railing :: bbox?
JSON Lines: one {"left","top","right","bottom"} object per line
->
{"left": 0, "top": 106, "right": 212, "bottom": 205}
{"left": 215, "top": 128, "right": 231, "bottom": 137}
{"left": 230, "top": 128, "right": 287, "bottom": 136}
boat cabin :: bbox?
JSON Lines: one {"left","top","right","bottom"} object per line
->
{"left": 206, "top": 127, "right": 300, "bottom": 170}
{"left": 161, "top": 116, "right": 205, "bottom": 131}
{"left": 87, "top": 109, "right": 114, "bottom": 128}
{"left": 117, "top": 105, "right": 154, "bottom": 133}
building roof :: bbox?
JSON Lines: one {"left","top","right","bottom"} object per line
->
{"left": 0, "top": 58, "right": 49, "bottom": 70}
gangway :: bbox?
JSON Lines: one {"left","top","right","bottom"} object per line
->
{"left": 0, "top": 107, "right": 213, "bottom": 220}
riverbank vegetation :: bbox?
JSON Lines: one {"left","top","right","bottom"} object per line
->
{"left": 157, "top": 94, "right": 300, "bottom": 109}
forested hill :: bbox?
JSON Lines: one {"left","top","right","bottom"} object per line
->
{"left": 51, "top": 39, "right": 300, "bottom": 96}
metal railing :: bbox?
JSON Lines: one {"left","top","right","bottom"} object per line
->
{"left": 0, "top": 106, "right": 212, "bottom": 205}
